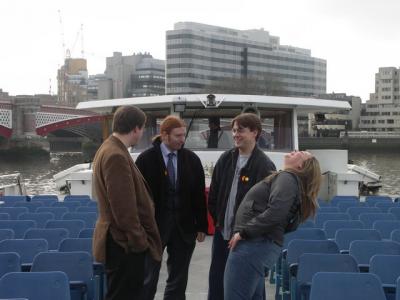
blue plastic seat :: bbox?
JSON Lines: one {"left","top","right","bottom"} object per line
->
{"left": 317, "top": 207, "right": 340, "bottom": 213}
{"left": 298, "top": 220, "right": 315, "bottom": 229}
{"left": 36, "top": 207, "right": 69, "bottom": 219}
{"left": 51, "top": 201, "right": 82, "bottom": 212}
{"left": 389, "top": 207, "right": 400, "bottom": 220}
{"left": 390, "top": 229, "right": 400, "bottom": 243}
{"left": 335, "top": 229, "right": 382, "bottom": 253}
{"left": 12, "top": 201, "right": 44, "bottom": 213}
{"left": 310, "top": 272, "right": 386, "bottom": 300}
{"left": 375, "top": 202, "right": 400, "bottom": 213}
{"left": 0, "top": 271, "right": 70, "bottom": 300}
{"left": 0, "top": 212, "right": 10, "bottom": 220}
{"left": 76, "top": 206, "right": 98, "bottom": 214}
{"left": 296, "top": 254, "right": 358, "bottom": 300}
{"left": 346, "top": 207, "right": 381, "bottom": 220}
{"left": 31, "top": 251, "right": 94, "bottom": 300}
{"left": 0, "top": 228, "right": 15, "bottom": 241}
{"left": 0, "top": 252, "right": 21, "bottom": 277}
{"left": 0, "top": 220, "right": 37, "bottom": 238}
{"left": 31, "top": 195, "right": 58, "bottom": 206}
{"left": 323, "top": 220, "right": 364, "bottom": 239}
{"left": 0, "top": 207, "right": 29, "bottom": 220}
{"left": 314, "top": 213, "right": 350, "bottom": 228}
{"left": 370, "top": 254, "right": 400, "bottom": 298}
{"left": 0, "top": 195, "right": 30, "bottom": 204}
{"left": 349, "top": 240, "right": 400, "bottom": 271}
{"left": 87, "top": 201, "right": 98, "bottom": 208}
{"left": 366, "top": 196, "right": 393, "bottom": 207}
{"left": 45, "top": 220, "right": 85, "bottom": 238}
{"left": 373, "top": 220, "right": 400, "bottom": 239}
{"left": 330, "top": 196, "right": 359, "bottom": 206}
{"left": 62, "top": 212, "right": 97, "bottom": 228}
{"left": 58, "top": 238, "right": 92, "bottom": 253}
{"left": 24, "top": 228, "right": 69, "bottom": 250}
{"left": 18, "top": 212, "right": 55, "bottom": 228}
{"left": 64, "top": 195, "right": 91, "bottom": 206}
{"left": 337, "top": 201, "right": 366, "bottom": 213}
{"left": 359, "top": 213, "right": 396, "bottom": 228}
{"left": 78, "top": 228, "right": 94, "bottom": 238}
{"left": 0, "top": 239, "right": 48, "bottom": 271}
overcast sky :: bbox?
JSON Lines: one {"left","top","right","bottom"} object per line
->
{"left": 1, "top": 0, "right": 399, "bottom": 101}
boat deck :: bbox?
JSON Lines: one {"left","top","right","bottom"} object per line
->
{"left": 155, "top": 235, "right": 276, "bottom": 300}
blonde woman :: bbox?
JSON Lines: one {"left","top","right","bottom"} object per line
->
{"left": 224, "top": 151, "right": 322, "bottom": 300}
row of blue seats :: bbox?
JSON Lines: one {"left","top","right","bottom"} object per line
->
{"left": 0, "top": 219, "right": 95, "bottom": 238}
{"left": 0, "top": 200, "right": 98, "bottom": 211}
{"left": 0, "top": 228, "right": 94, "bottom": 249}
{"left": 319, "top": 195, "right": 400, "bottom": 206}
{"left": 317, "top": 202, "right": 400, "bottom": 213}
{"left": 299, "top": 258, "right": 400, "bottom": 300}
{"left": 0, "top": 206, "right": 97, "bottom": 219}
{"left": 0, "top": 194, "right": 93, "bottom": 203}
{"left": 0, "top": 211, "right": 97, "bottom": 227}
{"left": 275, "top": 228, "right": 400, "bottom": 299}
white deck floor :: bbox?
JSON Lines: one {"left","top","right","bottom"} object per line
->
{"left": 155, "top": 236, "right": 276, "bottom": 300}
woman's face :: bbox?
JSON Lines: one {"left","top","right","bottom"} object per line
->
{"left": 284, "top": 151, "right": 313, "bottom": 170}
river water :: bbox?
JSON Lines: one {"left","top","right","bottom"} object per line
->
{"left": 0, "top": 150, "right": 399, "bottom": 196}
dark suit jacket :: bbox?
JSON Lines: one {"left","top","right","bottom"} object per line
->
{"left": 92, "top": 135, "right": 162, "bottom": 263}
{"left": 136, "top": 138, "right": 208, "bottom": 241}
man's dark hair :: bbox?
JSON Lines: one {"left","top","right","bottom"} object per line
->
{"left": 231, "top": 113, "right": 262, "bottom": 139}
{"left": 112, "top": 106, "right": 146, "bottom": 134}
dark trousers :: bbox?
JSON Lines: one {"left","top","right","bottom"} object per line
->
{"left": 142, "top": 221, "right": 196, "bottom": 300}
{"left": 208, "top": 229, "right": 230, "bottom": 300}
{"left": 105, "top": 231, "right": 146, "bottom": 300}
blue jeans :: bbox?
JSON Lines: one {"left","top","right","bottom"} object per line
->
{"left": 224, "top": 237, "right": 282, "bottom": 300}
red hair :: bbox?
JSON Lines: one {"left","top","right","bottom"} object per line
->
{"left": 160, "top": 115, "right": 186, "bottom": 134}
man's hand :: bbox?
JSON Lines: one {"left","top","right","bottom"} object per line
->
{"left": 196, "top": 232, "right": 206, "bottom": 242}
{"left": 228, "top": 232, "right": 242, "bottom": 250}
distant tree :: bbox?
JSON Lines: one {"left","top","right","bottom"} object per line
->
{"left": 200, "top": 73, "right": 287, "bottom": 96}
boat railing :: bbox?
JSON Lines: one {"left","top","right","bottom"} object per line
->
{"left": 340, "top": 131, "right": 400, "bottom": 138}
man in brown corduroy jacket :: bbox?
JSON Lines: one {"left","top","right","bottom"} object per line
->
{"left": 92, "top": 105, "right": 162, "bottom": 300}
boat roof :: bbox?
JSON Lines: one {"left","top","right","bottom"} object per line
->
{"left": 76, "top": 94, "right": 351, "bottom": 114}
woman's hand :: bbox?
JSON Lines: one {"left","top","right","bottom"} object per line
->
{"left": 228, "top": 232, "right": 242, "bottom": 250}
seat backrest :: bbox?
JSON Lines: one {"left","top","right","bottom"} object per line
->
{"left": 45, "top": 220, "right": 85, "bottom": 238}
{"left": 297, "top": 253, "right": 359, "bottom": 284}
{"left": 346, "top": 207, "right": 381, "bottom": 220}
{"left": 36, "top": 207, "right": 69, "bottom": 220}
{"left": 373, "top": 220, "right": 400, "bottom": 239}
{"left": 337, "top": 201, "right": 366, "bottom": 213}
{"left": 31, "top": 195, "right": 58, "bottom": 207}
{"left": 0, "top": 228, "right": 15, "bottom": 241}
{"left": 388, "top": 207, "right": 400, "bottom": 220}
{"left": 64, "top": 195, "right": 91, "bottom": 202}
{"left": 51, "top": 201, "right": 82, "bottom": 212}
{"left": 359, "top": 213, "right": 396, "bottom": 228}
{"left": 330, "top": 196, "right": 359, "bottom": 206}
{"left": 0, "top": 220, "right": 37, "bottom": 238}
{"left": 317, "top": 207, "right": 340, "bottom": 213}
{"left": 78, "top": 228, "right": 94, "bottom": 238}
{"left": 315, "top": 213, "right": 350, "bottom": 228}
{"left": 283, "top": 228, "right": 326, "bottom": 249}
{"left": 18, "top": 212, "right": 55, "bottom": 228}
{"left": 310, "top": 272, "right": 386, "bottom": 300}
{"left": 375, "top": 202, "right": 400, "bottom": 213}
{"left": 391, "top": 229, "right": 400, "bottom": 243}
{"left": 287, "top": 240, "right": 339, "bottom": 266}
{"left": 58, "top": 238, "right": 93, "bottom": 254}
{"left": 13, "top": 201, "right": 44, "bottom": 213}
{"left": 24, "top": 228, "right": 69, "bottom": 250}
{"left": 370, "top": 254, "right": 400, "bottom": 285}
{"left": 349, "top": 240, "right": 400, "bottom": 265}
{"left": 0, "top": 271, "right": 70, "bottom": 300}
{"left": 0, "top": 239, "right": 48, "bottom": 264}
{"left": 87, "top": 201, "right": 98, "bottom": 208}
{"left": 335, "top": 229, "right": 382, "bottom": 251}
{"left": 61, "top": 212, "right": 97, "bottom": 228}
{"left": 76, "top": 206, "right": 98, "bottom": 214}
{"left": 0, "top": 207, "right": 29, "bottom": 220}
{"left": 31, "top": 251, "right": 94, "bottom": 299}
{"left": 0, "top": 195, "right": 30, "bottom": 203}
{"left": 323, "top": 220, "right": 364, "bottom": 239}
{"left": 0, "top": 252, "right": 21, "bottom": 277}
{"left": 366, "top": 196, "right": 393, "bottom": 207}
{"left": 0, "top": 212, "right": 10, "bottom": 220}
